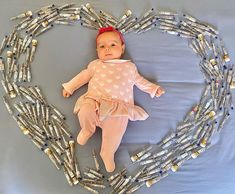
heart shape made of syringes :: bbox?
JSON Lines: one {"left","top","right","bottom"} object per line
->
{"left": 0, "top": 3, "right": 234, "bottom": 194}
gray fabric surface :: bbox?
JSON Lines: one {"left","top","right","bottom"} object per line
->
{"left": 0, "top": 0, "right": 235, "bottom": 194}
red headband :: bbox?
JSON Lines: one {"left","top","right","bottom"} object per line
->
{"left": 96, "top": 26, "right": 125, "bottom": 44}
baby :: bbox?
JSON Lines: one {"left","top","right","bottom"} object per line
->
{"left": 62, "top": 26, "right": 165, "bottom": 172}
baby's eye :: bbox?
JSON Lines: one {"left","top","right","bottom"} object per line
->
{"left": 99, "top": 45, "right": 105, "bottom": 48}
{"left": 111, "top": 43, "right": 116, "bottom": 47}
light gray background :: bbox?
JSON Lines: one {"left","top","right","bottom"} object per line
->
{"left": 0, "top": 0, "right": 235, "bottom": 194}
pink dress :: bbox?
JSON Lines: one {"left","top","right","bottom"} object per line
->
{"left": 62, "top": 59, "right": 160, "bottom": 121}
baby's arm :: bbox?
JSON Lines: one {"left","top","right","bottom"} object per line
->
{"left": 62, "top": 65, "right": 93, "bottom": 97}
{"left": 134, "top": 70, "right": 165, "bottom": 98}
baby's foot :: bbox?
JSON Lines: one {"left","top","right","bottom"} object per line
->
{"left": 77, "top": 129, "right": 91, "bottom": 145}
{"left": 100, "top": 152, "right": 115, "bottom": 172}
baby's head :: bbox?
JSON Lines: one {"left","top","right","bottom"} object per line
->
{"left": 96, "top": 26, "right": 125, "bottom": 60}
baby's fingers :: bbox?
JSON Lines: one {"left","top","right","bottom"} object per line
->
{"left": 63, "top": 89, "right": 70, "bottom": 98}
{"left": 156, "top": 87, "right": 165, "bottom": 97}
{"left": 161, "top": 89, "right": 166, "bottom": 95}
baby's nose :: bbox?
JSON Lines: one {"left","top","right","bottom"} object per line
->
{"left": 105, "top": 47, "right": 110, "bottom": 51}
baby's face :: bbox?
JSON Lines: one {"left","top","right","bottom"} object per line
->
{"left": 96, "top": 31, "right": 125, "bottom": 61}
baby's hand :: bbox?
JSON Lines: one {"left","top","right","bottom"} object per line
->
{"left": 62, "top": 89, "right": 71, "bottom": 98}
{"left": 155, "top": 86, "right": 165, "bottom": 97}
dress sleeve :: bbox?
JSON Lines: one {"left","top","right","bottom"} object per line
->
{"left": 62, "top": 61, "right": 95, "bottom": 95}
{"left": 134, "top": 68, "right": 160, "bottom": 98}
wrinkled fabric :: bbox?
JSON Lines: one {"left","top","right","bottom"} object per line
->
{"left": 76, "top": 95, "right": 149, "bottom": 121}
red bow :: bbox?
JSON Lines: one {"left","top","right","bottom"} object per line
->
{"left": 96, "top": 26, "right": 125, "bottom": 44}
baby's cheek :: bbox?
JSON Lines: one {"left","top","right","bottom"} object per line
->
{"left": 97, "top": 50, "right": 104, "bottom": 59}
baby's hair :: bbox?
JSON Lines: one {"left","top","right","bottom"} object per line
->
{"left": 96, "top": 26, "right": 125, "bottom": 44}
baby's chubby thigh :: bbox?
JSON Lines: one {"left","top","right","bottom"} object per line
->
{"left": 77, "top": 98, "right": 99, "bottom": 145}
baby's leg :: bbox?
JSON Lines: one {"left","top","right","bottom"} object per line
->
{"left": 77, "top": 100, "right": 99, "bottom": 145}
{"left": 100, "top": 116, "right": 128, "bottom": 172}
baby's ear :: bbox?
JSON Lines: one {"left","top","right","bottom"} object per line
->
{"left": 122, "top": 44, "right": 125, "bottom": 54}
